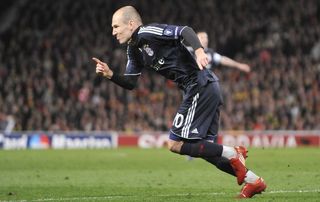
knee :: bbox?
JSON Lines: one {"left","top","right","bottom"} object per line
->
{"left": 167, "top": 140, "right": 183, "bottom": 154}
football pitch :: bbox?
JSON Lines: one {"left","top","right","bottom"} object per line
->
{"left": 0, "top": 147, "right": 319, "bottom": 202}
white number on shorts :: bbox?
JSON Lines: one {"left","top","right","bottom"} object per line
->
{"left": 173, "top": 113, "right": 184, "bottom": 128}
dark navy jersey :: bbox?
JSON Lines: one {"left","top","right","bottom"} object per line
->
{"left": 125, "top": 23, "right": 218, "bottom": 89}
{"left": 187, "top": 47, "right": 222, "bottom": 70}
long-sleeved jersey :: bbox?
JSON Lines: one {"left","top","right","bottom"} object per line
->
{"left": 124, "top": 24, "right": 218, "bottom": 90}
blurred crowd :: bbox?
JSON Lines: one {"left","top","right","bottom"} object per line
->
{"left": 0, "top": 0, "right": 319, "bottom": 132}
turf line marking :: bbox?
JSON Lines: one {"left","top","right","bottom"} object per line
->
{"left": 1, "top": 189, "right": 319, "bottom": 202}
{"left": 269, "top": 189, "right": 320, "bottom": 194}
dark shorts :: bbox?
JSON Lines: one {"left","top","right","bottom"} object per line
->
{"left": 170, "top": 81, "right": 223, "bottom": 140}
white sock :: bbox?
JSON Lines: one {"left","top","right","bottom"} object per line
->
{"left": 244, "top": 170, "right": 259, "bottom": 184}
{"left": 221, "top": 146, "right": 236, "bottom": 159}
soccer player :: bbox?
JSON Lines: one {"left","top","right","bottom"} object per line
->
{"left": 93, "top": 6, "right": 266, "bottom": 198}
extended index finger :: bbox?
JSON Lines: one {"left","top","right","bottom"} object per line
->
{"left": 92, "top": 57, "right": 103, "bottom": 64}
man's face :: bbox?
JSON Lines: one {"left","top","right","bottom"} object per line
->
{"left": 197, "top": 32, "right": 209, "bottom": 49}
{"left": 112, "top": 12, "right": 133, "bottom": 44}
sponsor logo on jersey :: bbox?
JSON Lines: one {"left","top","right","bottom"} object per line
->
{"left": 153, "top": 58, "right": 165, "bottom": 71}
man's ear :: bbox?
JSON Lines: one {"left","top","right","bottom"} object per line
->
{"left": 128, "top": 20, "right": 137, "bottom": 31}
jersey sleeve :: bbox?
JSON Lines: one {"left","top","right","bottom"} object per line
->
{"left": 138, "top": 24, "right": 187, "bottom": 41}
{"left": 124, "top": 45, "right": 143, "bottom": 76}
{"left": 162, "top": 25, "right": 187, "bottom": 39}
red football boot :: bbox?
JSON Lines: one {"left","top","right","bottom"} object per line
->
{"left": 230, "top": 146, "right": 247, "bottom": 185}
{"left": 234, "top": 146, "right": 248, "bottom": 159}
{"left": 238, "top": 177, "right": 267, "bottom": 198}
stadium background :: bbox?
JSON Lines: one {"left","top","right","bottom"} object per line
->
{"left": 0, "top": 0, "right": 319, "bottom": 134}
{"left": 0, "top": 1, "right": 320, "bottom": 201}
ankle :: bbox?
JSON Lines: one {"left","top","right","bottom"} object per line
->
{"left": 221, "top": 146, "right": 237, "bottom": 159}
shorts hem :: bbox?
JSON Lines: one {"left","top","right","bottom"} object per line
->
{"left": 169, "top": 130, "right": 202, "bottom": 140}
{"left": 169, "top": 130, "right": 218, "bottom": 142}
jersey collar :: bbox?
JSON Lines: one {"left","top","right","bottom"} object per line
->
{"left": 128, "top": 26, "right": 141, "bottom": 46}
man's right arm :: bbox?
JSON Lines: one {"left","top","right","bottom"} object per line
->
{"left": 92, "top": 57, "right": 139, "bottom": 90}
{"left": 110, "top": 74, "right": 139, "bottom": 90}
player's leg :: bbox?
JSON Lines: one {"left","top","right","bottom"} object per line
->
{"left": 203, "top": 114, "right": 266, "bottom": 197}
{"left": 201, "top": 109, "right": 236, "bottom": 176}
{"left": 167, "top": 136, "right": 223, "bottom": 157}
{"left": 202, "top": 142, "right": 267, "bottom": 198}
{"left": 169, "top": 82, "right": 247, "bottom": 184}
{"left": 204, "top": 144, "right": 248, "bottom": 177}
{"left": 168, "top": 132, "right": 247, "bottom": 185}
{"left": 204, "top": 156, "right": 235, "bottom": 175}
{"left": 202, "top": 93, "right": 266, "bottom": 197}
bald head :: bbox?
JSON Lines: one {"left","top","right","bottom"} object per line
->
{"left": 114, "top": 6, "right": 142, "bottom": 25}
{"left": 112, "top": 6, "right": 143, "bottom": 44}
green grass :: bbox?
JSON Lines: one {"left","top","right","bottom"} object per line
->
{"left": 0, "top": 147, "right": 319, "bottom": 201}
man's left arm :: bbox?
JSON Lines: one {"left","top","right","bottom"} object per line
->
{"left": 180, "top": 27, "right": 208, "bottom": 70}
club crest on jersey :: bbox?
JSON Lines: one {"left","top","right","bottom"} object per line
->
{"left": 143, "top": 44, "right": 154, "bottom": 56}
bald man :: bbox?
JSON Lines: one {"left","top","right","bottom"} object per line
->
{"left": 93, "top": 6, "right": 266, "bottom": 198}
